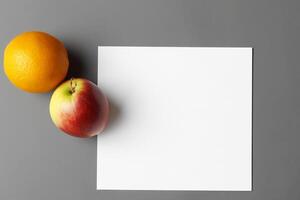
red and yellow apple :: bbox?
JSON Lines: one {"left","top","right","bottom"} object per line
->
{"left": 49, "top": 78, "right": 109, "bottom": 138}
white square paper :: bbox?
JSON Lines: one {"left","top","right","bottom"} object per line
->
{"left": 97, "top": 47, "right": 252, "bottom": 191}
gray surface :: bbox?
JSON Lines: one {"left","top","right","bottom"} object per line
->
{"left": 0, "top": 0, "right": 299, "bottom": 199}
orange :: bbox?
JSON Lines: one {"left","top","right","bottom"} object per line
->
{"left": 3, "top": 31, "right": 69, "bottom": 93}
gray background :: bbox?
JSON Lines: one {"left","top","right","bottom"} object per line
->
{"left": 0, "top": 0, "right": 299, "bottom": 199}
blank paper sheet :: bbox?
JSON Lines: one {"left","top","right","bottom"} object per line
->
{"left": 97, "top": 47, "right": 252, "bottom": 191}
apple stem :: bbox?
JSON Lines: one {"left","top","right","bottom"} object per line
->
{"left": 70, "top": 78, "right": 77, "bottom": 94}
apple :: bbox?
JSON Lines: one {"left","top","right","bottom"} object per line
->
{"left": 49, "top": 78, "right": 109, "bottom": 138}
